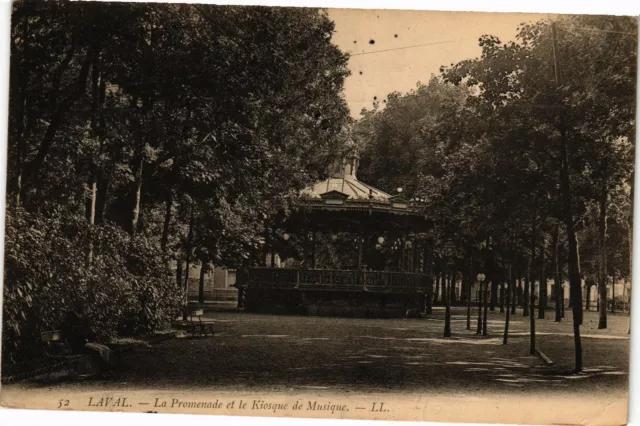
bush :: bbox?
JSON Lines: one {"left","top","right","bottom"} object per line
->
{"left": 2, "top": 208, "right": 183, "bottom": 365}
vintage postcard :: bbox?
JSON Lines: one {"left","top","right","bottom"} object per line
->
{"left": 0, "top": 1, "right": 637, "bottom": 425}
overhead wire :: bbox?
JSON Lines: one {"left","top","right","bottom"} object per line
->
{"left": 348, "top": 37, "right": 478, "bottom": 57}
{"left": 98, "top": 22, "right": 637, "bottom": 88}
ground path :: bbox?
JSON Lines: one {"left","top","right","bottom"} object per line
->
{"left": 2, "top": 306, "right": 629, "bottom": 423}
{"left": 6, "top": 306, "right": 629, "bottom": 395}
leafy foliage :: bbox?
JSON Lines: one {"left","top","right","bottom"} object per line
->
{"left": 355, "top": 15, "right": 635, "bottom": 310}
{"left": 4, "top": 3, "right": 350, "bottom": 363}
{"left": 3, "top": 209, "right": 183, "bottom": 362}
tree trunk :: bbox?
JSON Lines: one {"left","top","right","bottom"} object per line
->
{"left": 161, "top": 189, "right": 173, "bottom": 253}
{"left": 15, "top": 172, "right": 22, "bottom": 209}
{"left": 510, "top": 254, "right": 517, "bottom": 314}
{"left": 198, "top": 263, "right": 207, "bottom": 304}
{"left": 611, "top": 272, "right": 615, "bottom": 314}
{"left": 87, "top": 46, "right": 104, "bottom": 266}
{"left": 589, "top": 203, "right": 599, "bottom": 315}
{"left": 444, "top": 269, "right": 452, "bottom": 337}
{"left": 504, "top": 263, "right": 512, "bottom": 344}
{"left": 488, "top": 243, "right": 497, "bottom": 311}
{"left": 11, "top": 18, "right": 28, "bottom": 211}
{"left": 500, "top": 273, "right": 505, "bottom": 314}
{"left": 528, "top": 194, "right": 538, "bottom": 353}
{"left": 517, "top": 275, "right": 522, "bottom": 307}
{"left": 561, "top": 137, "right": 583, "bottom": 371}
{"left": 434, "top": 272, "right": 440, "bottom": 305}
{"left": 426, "top": 276, "right": 434, "bottom": 315}
{"left": 176, "top": 259, "right": 183, "bottom": 288}
{"left": 523, "top": 273, "right": 530, "bottom": 317}
{"left": 482, "top": 281, "right": 489, "bottom": 336}
{"left": 553, "top": 224, "right": 562, "bottom": 322}
{"left": 21, "top": 43, "right": 94, "bottom": 195}
{"left": 87, "top": 178, "right": 97, "bottom": 265}
{"left": 530, "top": 267, "right": 536, "bottom": 355}
{"left": 629, "top": 179, "right": 633, "bottom": 333}
{"left": 131, "top": 155, "right": 145, "bottom": 235}
{"left": 94, "top": 67, "right": 108, "bottom": 223}
{"left": 598, "top": 184, "right": 608, "bottom": 328}
{"left": 553, "top": 22, "right": 582, "bottom": 371}
{"left": 88, "top": 179, "right": 97, "bottom": 229}
{"left": 93, "top": 168, "right": 109, "bottom": 224}
{"left": 466, "top": 252, "right": 473, "bottom": 330}
{"left": 561, "top": 268, "right": 566, "bottom": 318}
{"left": 477, "top": 280, "right": 483, "bottom": 335}
{"left": 182, "top": 203, "right": 195, "bottom": 321}
{"left": 425, "top": 246, "right": 434, "bottom": 315}
{"left": 538, "top": 241, "right": 546, "bottom": 319}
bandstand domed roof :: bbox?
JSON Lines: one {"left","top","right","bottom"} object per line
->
{"left": 298, "top": 143, "right": 422, "bottom": 219}
{"left": 303, "top": 149, "right": 391, "bottom": 201}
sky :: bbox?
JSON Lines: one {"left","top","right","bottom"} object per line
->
{"left": 327, "top": 9, "right": 550, "bottom": 118}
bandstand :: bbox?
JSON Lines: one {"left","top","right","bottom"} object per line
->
{"left": 235, "top": 148, "right": 434, "bottom": 318}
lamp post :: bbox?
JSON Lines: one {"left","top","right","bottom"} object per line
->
{"left": 280, "top": 232, "right": 291, "bottom": 268}
{"left": 443, "top": 240, "right": 455, "bottom": 337}
{"left": 476, "top": 273, "right": 485, "bottom": 335}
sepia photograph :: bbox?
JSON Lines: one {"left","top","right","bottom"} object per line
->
{"left": 0, "top": 1, "right": 637, "bottom": 425}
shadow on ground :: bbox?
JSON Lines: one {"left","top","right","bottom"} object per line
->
{"left": 12, "top": 307, "right": 630, "bottom": 395}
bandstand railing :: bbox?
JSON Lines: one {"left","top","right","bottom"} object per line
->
{"left": 237, "top": 267, "right": 431, "bottom": 293}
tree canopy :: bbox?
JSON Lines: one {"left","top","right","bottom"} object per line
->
{"left": 4, "top": 2, "right": 351, "bottom": 361}
{"left": 354, "top": 14, "right": 636, "bottom": 371}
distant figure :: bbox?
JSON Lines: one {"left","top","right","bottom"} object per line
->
{"left": 405, "top": 302, "right": 422, "bottom": 319}
{"left": 61, "top": 300, "right": 114, "bottom": 379}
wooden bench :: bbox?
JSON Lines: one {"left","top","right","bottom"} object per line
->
{"left": 40, "top": 330, "right": 88, "bottom": 377}
{"left": 41, "top": 330, "right": 80, "bottom": 358}
{"left": 187, "top": 309, "right": 215, "bottom": 338}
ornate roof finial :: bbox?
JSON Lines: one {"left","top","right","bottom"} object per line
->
{"left": 340, "top": 137, "right": 359, "bottom": 179}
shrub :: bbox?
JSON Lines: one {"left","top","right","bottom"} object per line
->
{"left": 2, "top": 208, "right": 183, "bottom": 365}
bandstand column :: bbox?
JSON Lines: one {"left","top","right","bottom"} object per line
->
{"left": 408, "top": 241, "right": 413, "bottom": 272}
{"left": 411, "top": 241, "right": 418, "bottom": 273}
{"left": 400, "top": 235, "right": 406, "bottom": 272}
{"left": 311, "top": 228, "right": 317, "bottom": 269}
{"left": 357, "top": 230, "right": 365, "bottom": 270}
{"left": 302, "top": 215, "right": 309, "bottom": 267}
